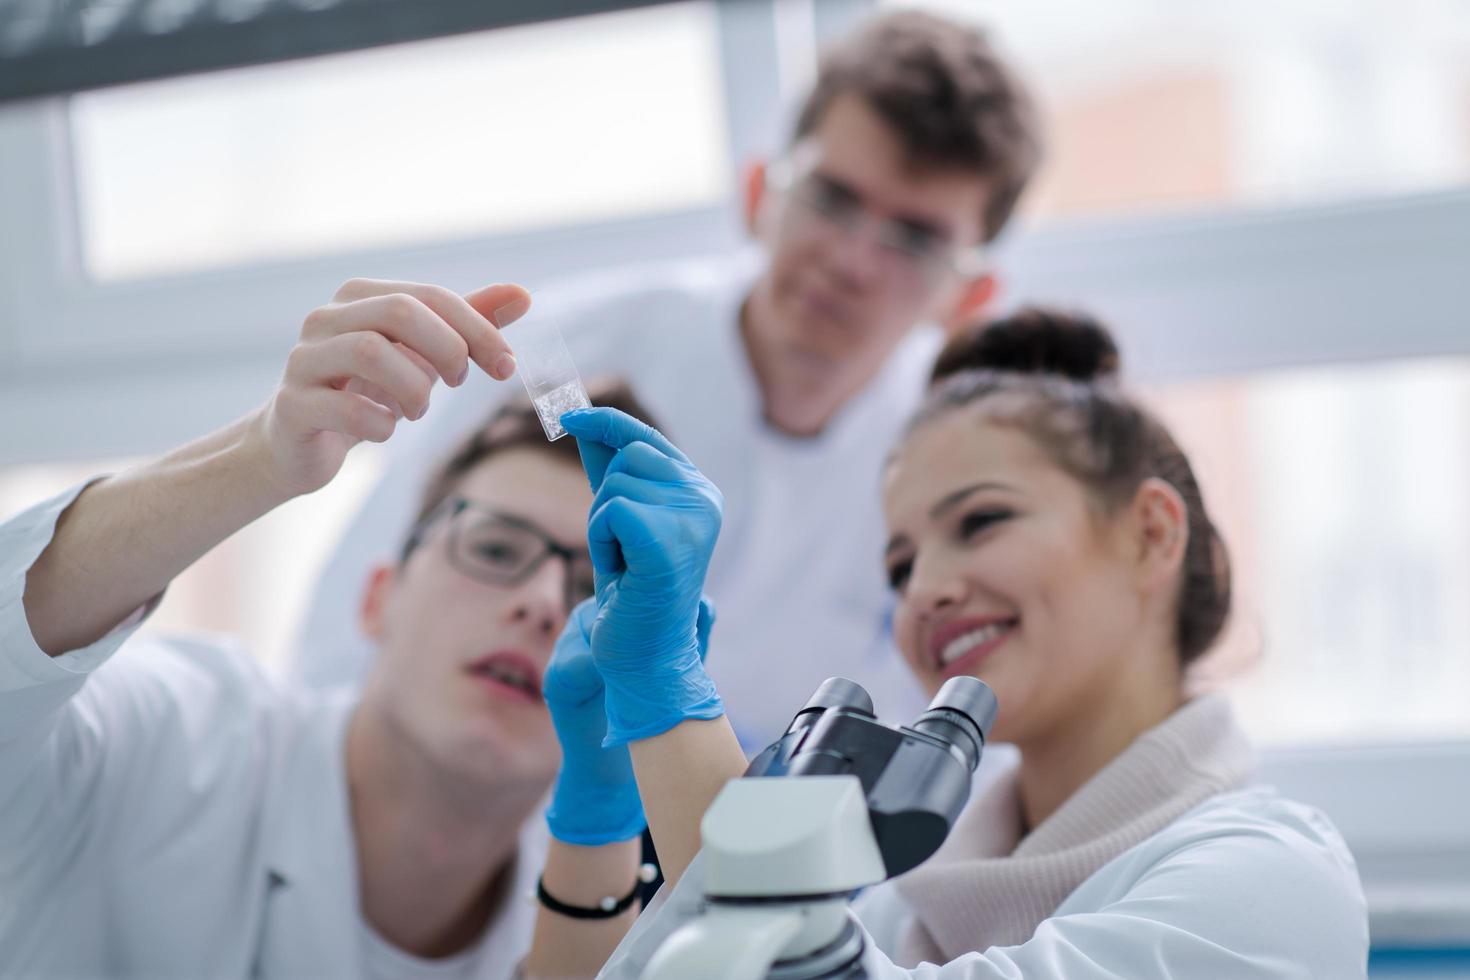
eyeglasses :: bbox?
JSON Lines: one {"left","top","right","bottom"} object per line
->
{"left": 404, "top": 497, "right": 595, "bottom": 610}
{"left": 766, "top": 156, "right": 988, "bottom": 282}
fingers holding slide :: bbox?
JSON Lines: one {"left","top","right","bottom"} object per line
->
{"left": 323, "top": 278, "right": 531, "bottom": 383}
{"left": 340, "top": 343, "right": 437, "bottom": 418}
{"left": 600, "top": 449, "right": 723, "bottom": 530}
{"left": 589, "top": 467, "right": 700, "bottom": 522}
{"left": 602, "top": 440, "right": 689, "bottom": 485}
{"left": 305, "top": 289, "right": 469, "bottom": 387}
{"left": 562, "top": 407, "right": 685, "bottom": 458}
{"left": 586, "top": 472, "right": 664, "bottom": 566}
{"left": 275, "top": 385, "right": 398, "bottom": 444}
{"left": 573, "top": 437, "right": 618, "bottom": 496}
{"left": 586, "top": 495, "right": 667, "bottom": 578}
{"left": 465, "top": 282, "right": 532, "bottom": 327}
{"left": 286, "top": 331, "right": 436, "bottom": 421}
{"left": 465, "top": 282, "right": 533, "bottom": 377}
{"left": 260, "top": 277, "right": 527, "bottom": 498}
{"left": 560, "top": 408, "right": 690, "bottom": 488}
{"left": 580, "top": 431, "right": 723, "bottom": 584}
{"left": 430, "top": 281, "right": 528, "bottom": 380}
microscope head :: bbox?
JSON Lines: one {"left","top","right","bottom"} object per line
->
{"left": 648, "top": 678, "right": 1000, "bottom": 980}
{"left": 744, "top": 676, "right": 998, "bottom": 878}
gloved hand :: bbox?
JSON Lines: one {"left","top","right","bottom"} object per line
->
{"left": 543, "top": 596, "right": 717, "bottom": 845}
{"left": 559, "top": 407, "right": 725, "bottom": 746}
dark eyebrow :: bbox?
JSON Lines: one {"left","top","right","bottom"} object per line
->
{"left": 810, "top": 172, "right": 861, "bottom": 199}
{"left": 930, "top": 482, "right": 1015, "bottom": 521}
{"left": 892, "top": 214, "right": 948, "bottom": 241}
{"left": 885, "top": 482, "right": 1015, "bottom": 557}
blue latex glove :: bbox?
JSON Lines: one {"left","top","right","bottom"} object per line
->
{"left": 543, "top": 596, "right": 717, "bottom": 845}
{"left": 559, "top": 407, "right": 726, "bottom": 746}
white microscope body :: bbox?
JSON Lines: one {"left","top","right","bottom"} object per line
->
{"left": 643, "top": 776, "right": 882, "bottom": 979}
{"left": 642, "top": 676, "right": 998, "bottom": 980}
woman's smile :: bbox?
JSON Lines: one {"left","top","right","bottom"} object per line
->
{"left": 930, "top": 614, "right": 1020, "bottom": 678}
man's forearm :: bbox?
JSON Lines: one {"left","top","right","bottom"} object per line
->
{"left": 19, "top": 278, "right": 532, "bottom": 658}
{"left": 22, "top": 410, "right": 292, "bottom": 657}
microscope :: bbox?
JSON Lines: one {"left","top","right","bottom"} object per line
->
{"left": 641, "top": 675, "right": 998, "bottom": 980}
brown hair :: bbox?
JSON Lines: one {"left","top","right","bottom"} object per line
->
{"left": 793, "top": 10, "right": 1044, "bottom": 243}
{"left": 913, "top": 308, "right": 1231, "bottom": 666}
{"left": 402, "top": 377, "right": 658, "bottom": 561}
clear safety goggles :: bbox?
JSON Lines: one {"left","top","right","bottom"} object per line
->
{"left": 765, "top": 154, "right": 989, "bottom": 283}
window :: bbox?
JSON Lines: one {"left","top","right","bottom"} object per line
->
{"left": 884, "top": 0, "right": 1470, "bottom": 224}
{"left": 1142, "top": 358, "right": 1470, "bottom": 746}
{"left": 68, "top": 2, "right": 731, "bottom": 281}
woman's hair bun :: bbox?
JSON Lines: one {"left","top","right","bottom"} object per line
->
{"left": 930, "top": 306, "right": 1122, "bottom": 385}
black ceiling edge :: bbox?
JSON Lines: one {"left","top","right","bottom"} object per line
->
{"left": 0, "top": 0, "right": 686, "bottom": 104}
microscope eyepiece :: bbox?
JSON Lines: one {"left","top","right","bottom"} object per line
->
{"left": 792, "top": 677, "right": 875, "bottom": 728}
{"left": 911, "top": 677, "right": 998, "bottom": 772}
{"left": 745, "top": 678, "right": 878, "bottom": 779}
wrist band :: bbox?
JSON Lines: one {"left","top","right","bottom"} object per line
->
{"left": 536, "top": 865, "right": 654, "bottom": 920}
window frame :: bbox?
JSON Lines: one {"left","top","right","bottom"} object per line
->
{"left": 995, "top": 188, "right": 1470, "bottom": 381}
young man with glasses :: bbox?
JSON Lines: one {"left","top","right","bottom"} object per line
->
{"left": 297, "top": 10, "right": 1044, "bottom": 749}
{"left": 1, "top": 269, "right": 659, "bottom": 975}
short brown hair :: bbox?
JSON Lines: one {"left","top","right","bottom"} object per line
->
{"left": 793, "top": 11, "right": 1043, "bottom": 243}
{"left": 402, "top": 377, "right": 659, "bottom": 560}
{"left": 914, "top": 308, "right": 1230, "bottom": 667}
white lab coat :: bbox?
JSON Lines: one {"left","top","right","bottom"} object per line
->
{"left": 291, "top": 255, "right": 946, "bottom": 749}
{"left": 602, "top": 786, "right": 1369, "bottom": 978}
{"left": 0, "top": 485, "right": 544, "bottom": 979}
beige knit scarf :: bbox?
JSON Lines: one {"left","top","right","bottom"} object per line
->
{"left": 894, "top": 694, "right": 1254, "bottom": 965}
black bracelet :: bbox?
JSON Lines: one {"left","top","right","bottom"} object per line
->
{"left": 536, "top": 871, "right": 644, "bottom": 920}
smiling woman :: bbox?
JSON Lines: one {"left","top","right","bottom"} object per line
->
{"left": 583, "top": 304, "right": 1367, "bottom": 978}
{"left": 886, "top": 307, "right": 1228, "bottom": 758}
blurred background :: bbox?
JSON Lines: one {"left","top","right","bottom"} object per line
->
{"left": 2, "top": 0, "right": 1467, "bottom": 974}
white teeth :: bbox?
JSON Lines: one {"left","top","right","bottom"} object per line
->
{"left": 476, "top": 660, "right": 536, "bottom": 695}
{"left": 939, "top": 622, "right": 1014, "bottom": 666}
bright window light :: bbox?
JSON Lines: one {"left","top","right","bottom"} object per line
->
{"left": 68, "top": 2, "right": 731, "bottom": 282}
{"left": 884, "top": 0, "right": 1470, "bottom": 223}
{"left": 1143, "top": 357, "right": 1470, "bottom": 746}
